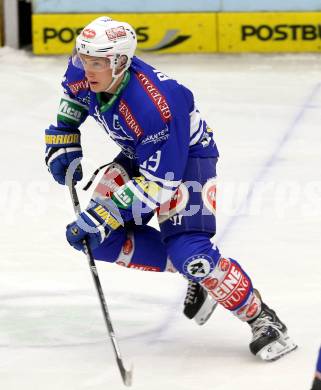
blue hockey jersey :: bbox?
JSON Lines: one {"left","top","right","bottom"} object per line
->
{"left": 48, "top": 56, "right": 219, "bottom": 222}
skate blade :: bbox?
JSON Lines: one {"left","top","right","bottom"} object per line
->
{"left": 194, "top": 297, "right": 218, "bottom": 326}
{"left": 257, "top": 335, "right": 297, "bottom": 362}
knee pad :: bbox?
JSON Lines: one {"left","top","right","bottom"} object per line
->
{"left": 114, "top": 225, "right": 169, "bottom": 272}
{"left": 93, "top": 225, "right": 170, "bottom": 272}
{"left": 165, "top": 232, "right": 221, "bottom": 281}
{"left": 92, "top": 228, "right": 127, "bottom": 262}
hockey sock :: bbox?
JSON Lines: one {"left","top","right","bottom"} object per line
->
{"left": 200, "top": 257, "right": 262, "bottom": 322}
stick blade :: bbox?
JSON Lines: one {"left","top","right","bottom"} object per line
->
{"left": 118, "top": 359, "right": 133, "bottom": 387}
{"left": 123, "top": 368, "right": 133, "bottom": 387}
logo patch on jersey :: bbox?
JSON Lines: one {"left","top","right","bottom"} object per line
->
{"left": 136, "top": 72, "right": 172, "bottom": 122}
{"left": 141, "top": 127, "right": 169, "bottom": 145}
{"left": 106, "top": 26, "right": 127, "bottom": 41}
{"left": 58, "top": 98, "right": 86, "bottom": 124}
{"left": 183, "top": 254, "right": 215, "bottom": 281}
{"left": 67, "top": 78, "right": 89, "bottom": 95}
{"left": 118, "top": 99, "right": 143, "bottom": 138}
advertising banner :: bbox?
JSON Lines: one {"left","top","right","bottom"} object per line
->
{"left": 32, "top": 13, "right": 217, "bottom": 54}
{"left": 219, "top": 12, "right": 321, "bottom": 52}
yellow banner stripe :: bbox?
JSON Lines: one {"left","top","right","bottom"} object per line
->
{"left": 32, "top": 13, "right": 216, "bottom": 55}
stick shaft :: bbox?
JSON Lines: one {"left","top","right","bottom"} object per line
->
{"left": 68, "top": 183, "right": 132, "bottom": 386}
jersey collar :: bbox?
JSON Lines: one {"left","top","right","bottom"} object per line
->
{"left": 97, "top": 70, "right": 130, "bottom": 112}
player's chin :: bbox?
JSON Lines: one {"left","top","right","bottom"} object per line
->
{"left": 89, "top": 82, "right": 104, "bottom": 92}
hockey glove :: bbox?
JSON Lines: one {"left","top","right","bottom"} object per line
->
{"left": 45, "top": 126, "right": 83, "bottom": 185}
{"left": 66, "top": 198, "right": 124, "bottom": 251}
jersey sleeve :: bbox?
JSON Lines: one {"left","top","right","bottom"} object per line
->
{"left": 51, "top": 57, "right": 89, "bottom": 133}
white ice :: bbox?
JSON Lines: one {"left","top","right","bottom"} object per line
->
{"left": 0, "top": 47, "right": 320, "bottom": 390}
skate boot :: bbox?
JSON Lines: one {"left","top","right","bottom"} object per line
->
{"left": 248, "top": 294, "right": 297, "bottom": 361}
{"left": 183, "top": 281, "right": 218, "bottom": 325}
{"left": 311, "top": 377, "right": 321, "bottom": 390}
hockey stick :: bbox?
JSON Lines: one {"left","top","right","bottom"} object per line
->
{"left": 67, "top": 180, "right": 133, "bottom": 387}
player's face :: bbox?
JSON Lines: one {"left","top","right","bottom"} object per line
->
{"left": 79, "top": 54, "right": 113, "bottom": 92}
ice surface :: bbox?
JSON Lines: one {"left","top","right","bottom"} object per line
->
{"left": 0, "top": 47, "right": 320, "bottom": 389}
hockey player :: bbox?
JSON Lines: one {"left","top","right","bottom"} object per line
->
{"left": 45, "top": 16, "right": 297, "bottom": 361}
{"left": 311, "top": 347, "right": 321, "bottom": 390}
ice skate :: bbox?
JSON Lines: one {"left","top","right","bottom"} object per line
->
{"left": 311, "top": 377, "right": 321, "bottom": 390}
{"left": 183, "top": 281, "right": 218, "bottom": 325}
{"left": 248, "top": 295, "right": 297, "bottom": 361}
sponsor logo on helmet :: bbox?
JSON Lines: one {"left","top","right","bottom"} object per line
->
{"left": 100, "top": 17, "right": 113, "bottom": 23}
{"left": 82, "top": 28, "right": 96, "bottom": 39}
{"left": 106, "top": 26, "right": 127, "bottom": 41}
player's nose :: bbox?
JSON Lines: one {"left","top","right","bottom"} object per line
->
{"left": 85, "top": 69, "right": 95, "bottom": 78}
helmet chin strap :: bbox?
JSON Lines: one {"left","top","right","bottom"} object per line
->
{"left": 104, "top": 62, "right": 127, "bottom": 93}
{"left": 104, "top": 76, "right": 120, "bottom": 93}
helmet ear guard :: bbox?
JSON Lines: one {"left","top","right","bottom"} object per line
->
{"left": 113, "top": 54, "right": 129, "bottom": 75}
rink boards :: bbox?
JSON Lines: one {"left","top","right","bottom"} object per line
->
{"left": 32, "top": 12, "right": 321, "bottom": 54}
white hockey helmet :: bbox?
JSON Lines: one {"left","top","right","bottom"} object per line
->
{"left": 75, "top": 16, "right": 137, "bottom": 75}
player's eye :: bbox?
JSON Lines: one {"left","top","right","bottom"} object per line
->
{"left": 92, "top": 61, "right": 104, "bottom": 69}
